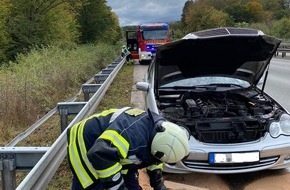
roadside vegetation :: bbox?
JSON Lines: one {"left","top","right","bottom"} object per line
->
{"left": 170, "top": 0, "right": 290, "bottom": 40}
{"left": 0, "top": 44, "right": 120, "bottom": 145}
{"left": 0, "top": 0, "right": 122, "bottom": 64}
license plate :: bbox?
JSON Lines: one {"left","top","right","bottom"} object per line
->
{"left": 209, "top": 152, "right": 259, "bottom": 164}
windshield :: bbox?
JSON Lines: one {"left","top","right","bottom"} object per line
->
{"left": 161, "top": 76, "right": 250, "bottom": 88}
{"left": 143, "top": 30, "right": 168, "bottom": 40}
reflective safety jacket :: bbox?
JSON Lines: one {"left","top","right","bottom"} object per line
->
{"left": 121, "top": 46, "right": 130, "bottom": 57}
{"left": 67, "top": 107, "right": 165, "bottom": 189}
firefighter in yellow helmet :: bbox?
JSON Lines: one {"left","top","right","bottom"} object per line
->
{"left": 67, "top": 107, "right": 189, "bottom": 190}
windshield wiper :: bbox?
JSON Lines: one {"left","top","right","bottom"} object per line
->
{"left": 170, "top": 85, "right": 217, "bottom": 90}
{"left": 167, "top": 84, "right": 244, "bottom": 90}
{"left": 207, "top": 83, "right": 246, "bottom": 88}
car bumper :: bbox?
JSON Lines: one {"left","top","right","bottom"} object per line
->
{"left": 139, "top": 51, "right": 152, "bottom": 61}
{"left": 163, "top": 133, "right": 290, "bottom": 174}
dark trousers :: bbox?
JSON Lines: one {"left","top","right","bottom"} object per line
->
{"left": 72, "top": 169, "right": 142, "bottom": 190}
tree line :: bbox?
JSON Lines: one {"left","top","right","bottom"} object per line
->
{"left": 0, "top": 0, "right": 122, "bottom": 64}
{"left": 171, "top": 0, "right": 290, "bottom": 40}
{"left": 2, "top": 0, "right": 290, "bottom": 65}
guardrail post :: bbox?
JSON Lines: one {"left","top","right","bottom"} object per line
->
{"left": 101, "top": 68, "right": 114, "bottom": 74}
{"left": 58, "top": 106, "right": 68, "bottom": 132}
{"left": 82, "top": 84, "right": 101, "bottom": 101}
{"left": 1, "top": 154, "right": 16, "bottom": 190}
{"left": 57, "top": 102, "right": 86, "bottom": 131}
{"left": 107, "top": 65, "right": 116, "bottom": 69}
{"left": 94, "top": 74, "right": 109, "bottom": 84}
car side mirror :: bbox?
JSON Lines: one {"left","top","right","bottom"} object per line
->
{"left": 136, "top": 82, "right": 149, "bottom": 91}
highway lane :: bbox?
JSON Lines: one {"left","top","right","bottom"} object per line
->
{"left": 263, "top": 58, "right": 290, "bottom": 112}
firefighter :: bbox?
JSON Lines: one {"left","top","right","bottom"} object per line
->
{"left": 67, "top": 107, "right": 190, "bottom": 190}
{"left": 121, "top": 45, "right": 132, "bottom": 62}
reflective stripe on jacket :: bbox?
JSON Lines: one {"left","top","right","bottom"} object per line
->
{"left": 67, "top": 107, "right": 165, "bottom": 189}
{"left": 67, "top": 108, "right": 118, "bottom": 188}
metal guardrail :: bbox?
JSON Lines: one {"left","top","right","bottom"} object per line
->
{"left": 1, "top": 56, "right": 126, "bottom": 190}
{"left": 276, "top": 42, "right": 290, "bottom": 57}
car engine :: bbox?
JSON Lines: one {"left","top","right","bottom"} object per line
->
{"left": 160, "top": 88, "right": 281, "bottom": 143}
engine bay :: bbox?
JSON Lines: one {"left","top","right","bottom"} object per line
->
{"left": 159, "top": 88, "right": 281, "bottom": 143}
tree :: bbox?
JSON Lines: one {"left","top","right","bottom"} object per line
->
{"left": 249, "top": 22, "right": 271, "bottom": 34}
{"left": 181, "top": 0, "right": 195, "bottom": 27}
{"left": 279, "top": 0, "right": 290, "bottom": 9}
{"left": 6, "top": 0, "right": 79, "bottom": 60}
{"left": 259, "top": 0, "right": 290, "bottom": 19}
{"left": 183, "top": 1, "right": 231, "bottom": 33}
{"left": 169, "top": 21, "right": 186, "bottom": 39}
{"left": 101, "top": 12, "right": 122, "bottom": 44}
{"left": 224, "top": 2, "right": 250, "bottom": 23}
{"left": 246, "top": 1, "right": 266, "bottom": 23}
{"left": 44, "top": 3, "right": 80, "bottom": 46}
{"left": 271, "top": 17, "right": 290, "bottom": 39}
{"left": 77, "top": 0, "right": 121, "bottom": 44}
{"left": 0, "top": 0, "right": 12, "bottom": 63}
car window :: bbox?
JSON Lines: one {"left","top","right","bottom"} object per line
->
{"left": 161, "top": 76, "right": 250, "bottom": 88}
{"left": 143, "top": 30, "right": 168, "bottom": 40}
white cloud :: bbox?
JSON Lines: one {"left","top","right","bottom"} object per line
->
{"left": 107, "top": 0, "right": 187, "bottom": 26}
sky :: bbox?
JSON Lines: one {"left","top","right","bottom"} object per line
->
{"left": 106, "top": 0, "right": 188, "bottom": 26}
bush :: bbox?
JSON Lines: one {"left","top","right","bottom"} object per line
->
{"left": 0, "top": 43, "right": 120, "bottom": 144}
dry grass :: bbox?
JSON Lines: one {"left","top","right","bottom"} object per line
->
{"left": 0, "top": 44, "right": 119, "bottom": 146}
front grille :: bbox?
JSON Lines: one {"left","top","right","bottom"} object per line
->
{"left": 183, "top": 156, "right": 279, "bottom": 171}
{"left": 192, "top": 118, "right": 266, "bottom": 143}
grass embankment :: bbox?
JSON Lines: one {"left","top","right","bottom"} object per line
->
{"left": 0, "top": 43, "right": 134, "bottom": 188}
{"left": 0, "top": 44, "right": 119, "bottom": 145}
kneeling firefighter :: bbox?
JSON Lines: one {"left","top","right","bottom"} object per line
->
{"left": 67, "top": 107, "right": 190, "bottom": 190}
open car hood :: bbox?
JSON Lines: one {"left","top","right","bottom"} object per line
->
{"left": 155, "top": 27, "right": 281, "bottom": 87}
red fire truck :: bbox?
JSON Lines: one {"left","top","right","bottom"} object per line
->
{"left": 126, "top": 23, "right": 170, "bottom": 64}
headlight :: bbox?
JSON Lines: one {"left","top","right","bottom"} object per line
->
{"left": 280, "top": 114, "right": 290, "bottom": 133}
{"left": 140, "top": 54, "right": 146, "bottom": 59}
{"left": 269, "top": 114, "right": 290, "bottom": 138}
{"left": 269, "top": 122, "right": 280, "bottom": 138}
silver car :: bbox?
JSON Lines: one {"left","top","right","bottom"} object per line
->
{"left": 136, "top": 27, "right": 290, "bottom": 174}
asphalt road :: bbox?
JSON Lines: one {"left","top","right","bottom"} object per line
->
{"left": 262, "top": 57, "right": 290, "bottom": 112}
{"left": 131, "top": 57, "right": 290, "bottom": 190}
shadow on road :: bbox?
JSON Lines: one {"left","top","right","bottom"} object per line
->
{"left": 220, "top": 169, "right": 288, "bottom": 190}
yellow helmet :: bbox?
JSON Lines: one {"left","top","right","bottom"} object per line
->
{"left": 151, "top": 121, "right": 190, "bottom": 163}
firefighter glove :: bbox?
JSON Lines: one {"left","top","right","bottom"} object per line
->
{"left": 147, "top": 169, "right": 167, "bottom": 190}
